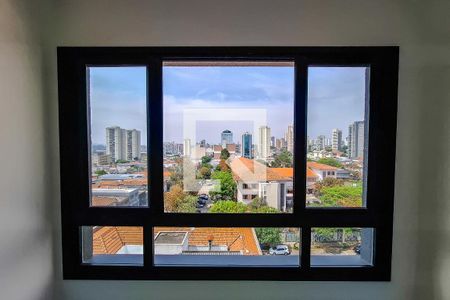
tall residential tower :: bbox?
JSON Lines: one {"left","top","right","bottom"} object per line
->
{"left": 348, "top": 121, "right": 365, "bottom": 159}
{"left": 106, "top": 126, "right": 141, "bottom": 162}
{"left": 221, "top": 130, "right": 233, "bottom": 147}
{"left": 285, "top": 125, "right": 294, "bottom": 153}
{"left": 241, "top": 132, "right": 253, "bottom": 159}
{"left": 258, "top": 126, "right": 271, "bottom": 160}
{"left": 332, "top": 128, "right": 342, "bottom": 152}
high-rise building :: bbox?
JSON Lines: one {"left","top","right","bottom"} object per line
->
{"left": 106, "top": 126, "right": 141, "bottom": 162}
{"left": 348, "top": 121, "right": 365, "bottom": 159}
{"left": 270, "top": 136, "right": 275, "bottom": 148}
{"left": 221, "top": 130, "right": 233, "bottom": 147}
{"left": 183, "top": 138, "right": 192, "bottom": 157}
{"left": 285, "top": 125, "right": 294, "bottom": 153}
{"left": 258, "top": 126, "right": 271, "bottom": 160}
{"left": 275, "top": 138, "right": 282, "bottom": 150}
{"left": 241, "top": 132, "right": 253, "bottom": 159}
{"left": 126, "top": 129, "right": 141, "bottom": 161}
{"left": 316, "top": 135, "right": 326, "bottom": 151}
{"left": 106, "top": 126, "right": 125, "bottom": 162}
{"left": 332, "top": 128, "right": 343, "bottom": 152}
{"left": 281, "top": 137, "right": 287, "bottom": 149}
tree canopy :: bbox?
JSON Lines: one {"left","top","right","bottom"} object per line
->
{"left": 215, "top": 159, "right": 230, "bottom": 172}
{"left": 164, "top": 184, "right": 197, "bottom": 213}
{"left": 270, "top": 149, "right": 293, "bottom": 167}
{"left": 209, "top": 200, "right": 247, "bottom": 213}
{"left": 318, "top": 182, "right": 363, "bottom": 207}
{"left": 198, "top": 166, "right": 212, "bottom": 179}
{"left": 316, "top": 158, "right": 343, "bottom": 168}
{"left": 201, "top": 155, "right": 212, "bottom": 165}
{"left": 95, "top": 170, "right": 107, "bottom": 176}
{"left": 220, "top": 148, "right": 230, "bottom": 160}
{"left": 210, "top": 171, "right": 236, "bottom": 201}
{"left": 255, "top": 227, "right": 282, "bottom": 247}
{"left": 210, "top": 199, "right": 280, "bottom": 213}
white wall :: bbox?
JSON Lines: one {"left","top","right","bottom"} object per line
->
{"left": 2, "top": 0, "right": 449, "bottom": 299}
{"left": 0, "top": 0, "right": 53, "bottom": 299}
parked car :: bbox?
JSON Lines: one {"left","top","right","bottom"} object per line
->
{"left": 269, "top": 245, "right": 290, "bottom": 255}
{"left": 195, "top": 202, "right": 205, "bottom": 208}
{"left": 198, "top": 194, "right": 209, "bottom": 201}
{"left": 353, "top": 244, "right": 361, "bottom": 254}
{"left": 197, "top": 197, "right": 207, "bottom": 205}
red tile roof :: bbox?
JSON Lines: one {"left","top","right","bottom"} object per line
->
{"left": 154, "top": 227, "right": 261, "bottom": 255}
{"left": 92, "top": 226, "right": 261, "bottom": 255}
{"left": 231, "top": 158, "right": 320, "bottom": 181}
{"left": 91, "top": 196, "right": 119, "bottom": 207}
{"left": 230, "top": 157, "right": 291, "bottom": 181}
{"left": 307, "top": 161, "right": 338, "bottom": 171}
{"left": 226, "top": 144, "right": 236, "bottom": 152}
{"left": 93, "top": 226, "right": 143, "bottom": 254}
{"left": 271, "top": 167, "right": 318, "bottom": 179}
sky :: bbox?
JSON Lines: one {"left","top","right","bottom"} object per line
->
{"left": 89, "top": 65, "right": 367, "bottom": 145}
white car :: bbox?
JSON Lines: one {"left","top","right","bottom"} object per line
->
{"left": 269, "top": 245, "right": 290, "bottom": 255}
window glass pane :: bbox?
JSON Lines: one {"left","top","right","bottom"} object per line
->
{"left": 163, "top": 61, "right": 295, "bottom": 213}
{"left": 306, "top": 67, "right": 369, "bottom": 208}
{"left": 88, "top": 67, "right": 148, "bottom": 207}
{"left": 311, "top": 227, "right": 373, "bottom": 267}
{"left": 154, "top": 227, "right": 300, "bottom": 267}
{"left": 81, "top": 226, "right": 143, "bottom": 265}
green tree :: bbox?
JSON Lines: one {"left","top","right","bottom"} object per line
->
{"left": 201, "top": 155, "right": 212, "bottom": 165}
{"left": 115, "top": 159, "right": 129, "bottom": 164}
{"left": 95, "top": 170, "right": 107, "bottom": 176}
{"left": 270, "top": 149, "right": 293, "bottom": 167}
{"left": 198, "top": 166, "right": 212, "bottom": 179}
{"left": 210, "top": 200, "right": 247, "bottom": 213}
{"left": 210, "top": 171, "right": 236, "bottom": 200}
{"left": 176, "top": 195, "right": 197, "bottom": 213}
{"left": 317, "top": 158, "right": 343, "bottom": 168}
{"left": 319, "top": 182, "right": 362, "bottom": 207}
{"left": 220, "top": 148, "right": 230, "bottom": 160}
{"left": 313, "top": 228, "right": 337, "bottom": 240}
{"left": 253, "top": 206, "right": 280, "bottom": 213}
{"left": 168, "top": 158, "right": 197, "bottom": 191}
{"left": 247, "top": 197, "right": 280, "bottom": 213}
{"left": 215, "top": 159, "right": 230, "bottom": 172}
{"left": 315, "top": 177, "right": 344, "bottom": 193}
{"left": 255, "top": 227, "right": 282, "bottom": 247}
{"left": 249, "top": 196, "right": 264, "bottom": 210}
{"left": 168, "top": 158, "right": 184, "bottom": 187}
{"left": 164, "top": 184, "right": 197, "bottom": 213}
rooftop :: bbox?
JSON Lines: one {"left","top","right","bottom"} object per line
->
{"left": 154, "top": 232, "right": 188, "bottom": 245}
{"left": 231, "top": 157, "right": 291, "bottom": 182}
{"left": 307, "top": 162, "right": 338, "bottom": 171}
{"left": 92, "top": 226, "right": 261, "bottom": 256}
{"left": 231, "top": 157, "right": 319, "bottom": 181}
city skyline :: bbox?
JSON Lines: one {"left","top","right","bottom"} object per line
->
{"left": 89, "top": 66, "right": 367, "bottom": 145}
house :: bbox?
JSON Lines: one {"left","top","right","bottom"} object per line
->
{"left": 307, "top": 161, "right": 352, "bottom": 181}
{"left": 213, "top": 144, "right": 237, "bottom": 159}
{"left": 154, "top": 227, "right": 261, "bottom": 256}
{"left": 230, "top": 158, "right": 327, "bottom": 211}
{"left": 92, "top": 226, "right": 144, "bottom": 255}
{"left": 307, "top": 162, "right": 339, "bottom": 180}
{"left": 91, "top": 188, "right": 143, "bottom": 206}
{"left": 230, "top": 157, "right": 294, "bottom": 211}
{"left": 91, "top": 226, "right": 261, "bottom": 256}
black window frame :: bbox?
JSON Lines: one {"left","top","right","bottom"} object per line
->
{"left": 58, "top": 46, "right": 398, "bottom": 281}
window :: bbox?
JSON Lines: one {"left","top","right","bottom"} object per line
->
{"left": 163, "top": 61, "right": 294, "bottom": 213}
{"left": 307, "top": 67, "right": 369, "bottom": 208}
{"left": 58, "top": 47, "right": 398, "bottom": 280}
